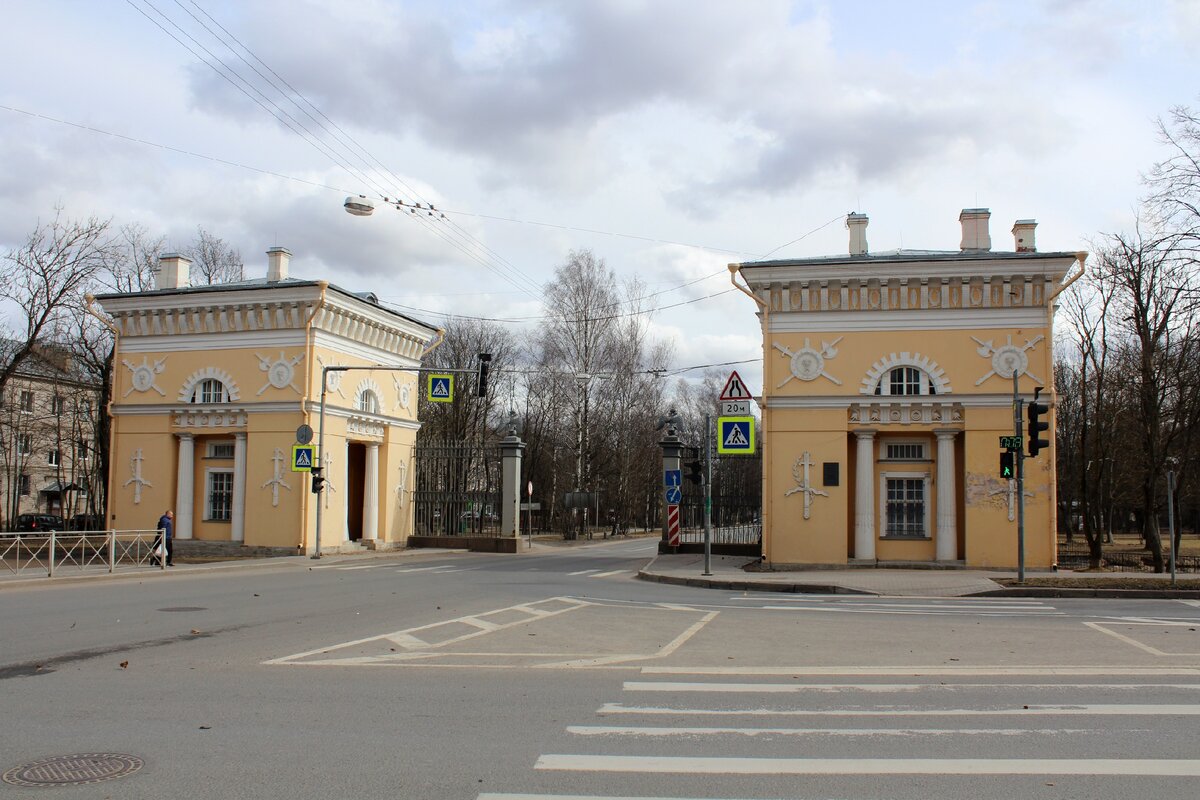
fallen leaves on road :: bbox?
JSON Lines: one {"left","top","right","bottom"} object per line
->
{"left": 119, "top": 661, "right": 129, "bottom": 669}
{"left": 190, "top": 629, "right": 201, "bottom": 635}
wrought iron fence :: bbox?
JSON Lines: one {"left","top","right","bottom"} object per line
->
{"left": 1056, "top": 540, "right": 1199, "bottom": 573}
{"left": 1, "top": 530, "right": 165, "bottom": 577}
{"left": 676, "top": 493, "right": 762, "bottom": 546}
{"left": 412, "top": 443, "right": 502, "bottom": 537}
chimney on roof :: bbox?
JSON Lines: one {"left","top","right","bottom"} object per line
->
{"left": 267, "top": 246, "right": 291, "bottom": 282}
{"left": 959, "top": 208, "right": 992, "bottom": 252}
{"left": 1012, "top": 219, "right": 1037, "bottom": 252}
{"left": 156, "top": 253, "right": 191, "bottom": 290}
{"left": 847, "top": 212, "right": 869, "bottom": 256}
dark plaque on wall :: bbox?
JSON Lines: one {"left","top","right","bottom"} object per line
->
{"left": 823, "top": 462, "right": 839, "bottom": 487}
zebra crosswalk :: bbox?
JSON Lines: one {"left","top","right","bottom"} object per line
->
{"left": 318, "top": 562, "right": 631, "bottom": 579}
{"left": 476, "top": 667, "right": 1200, "bottom": 798}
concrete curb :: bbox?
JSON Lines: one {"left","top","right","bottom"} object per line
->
{"left": 971, "top": 587, "right": 1200, "bottom": 599}
{"left": 637, "top": 571, "right": 872, "bottom": 595}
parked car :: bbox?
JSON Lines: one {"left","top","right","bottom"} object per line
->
{"left": 70, "top": 514, "right": 105, "bottom": 531}
{"left": 14, "top": 514, "right": 65, "bottom": 532}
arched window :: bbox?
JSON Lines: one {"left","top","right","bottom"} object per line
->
{"left": 874, "top": 366, "right": 937, "bottom": 396}
{"left": 357, "top": 390, "right": 379, "bottom": 414}
{"left": 192, "top": 378, "right": 229, "bottom": 404}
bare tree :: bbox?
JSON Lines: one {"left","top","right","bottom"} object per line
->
{"left": 0, "top": 210, "right": 114, "bottom": 400}
{"left": 185, "top": 226, "right": 244, "bottom": 285}
{"left": 1146, "top": 103, "right": 1200, "bottom": 254}
{"left": 111, "top": 223, "right": 165, "bottom": 293}
{"left": 1092, "top": 225, "right": 1200, "bottom": 570}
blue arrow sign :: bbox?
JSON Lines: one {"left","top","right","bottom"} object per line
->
{"left": 665, "top": 486, "right": 682, "bottom": 504}
{"left": 664, "top": 469, "right": 682, "bottom": 487}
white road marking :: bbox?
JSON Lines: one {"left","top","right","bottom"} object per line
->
{"left": 394, "top": 565, "right": 458, "bottom": 574}
{"left": 263, "top": 597, "right": 590, "bottom": 664}
{"left": 568, "top": 569, "right": 600, "bottom": 576}
{"left": 479, "top": 795, "right": 762, "bottom": 800}
{"left": 567, "top": 724, "right": 1103, "bottom": 737}
{"left": 534, "top": 754, "right": 1200, "bottom": 776}
{"left": 590, "top": 570, "right": 627, "bottom": 578}
{"left": 1179, "top": 600, "right": 1200, "bottom": 608}
{"left": 597, "top": 703, "right": 1200, "bottom": 716}
{"left": 334, "top": 564, "right": 390, "bottom": 570}
{"left": 1085, "top": 621, "right": 1200, "bottom": 657}
{"left": 758, "top": 605, "right": 1064, "bottom": 617}
{"left": 621, "top": 681, "right": 1200, "bottom": 693}
{"left": 641, "top": 665, "right": 1200, "bottom": 676}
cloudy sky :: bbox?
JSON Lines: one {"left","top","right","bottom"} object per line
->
{"left": 2, "top": 0, "right": 1197, "bottom": 394}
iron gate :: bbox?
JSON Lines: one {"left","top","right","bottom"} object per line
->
{"left": 412, "top": 443, "right": 502, "bottom": 537}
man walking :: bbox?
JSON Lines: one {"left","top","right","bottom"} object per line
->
{"left": 156, "top": 509, "right": 175, "bottom": 567}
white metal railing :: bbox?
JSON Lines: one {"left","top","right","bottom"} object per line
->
{"left": 0, "top": 530, "right": 165, "bottom": 577}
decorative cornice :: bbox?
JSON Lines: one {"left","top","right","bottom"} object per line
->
{"left": 347, "top": 414, "right": 385, "bottom": 439}
{"left": 171, "top": 407, "right": 248, "bottom": 428}
{"left": 752, "top": 272, "right": 1067, "bottom": 315}
{"left": 848, "top": 401, "right": 964, "bottom": 427}
{"left": 97, "top": 284, "right": 435, "bottom": 359}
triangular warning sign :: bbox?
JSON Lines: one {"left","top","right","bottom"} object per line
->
{"left": 295, "top": 450, "right": 312, "bottom": 467}
{"left": 432, "top": 380, "right": 449, "bottom": 397}
{"left": 724, "top": 423, "right": 749, "bottom": 447}
{"left": 719, "top": 370, "right": 752, "bottom": 400}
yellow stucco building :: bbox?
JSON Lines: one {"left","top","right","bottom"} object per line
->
{"left": 734, "top": 209, "right": 1084, "bottom": 569}
{"left": 93, "top": 247, "right": 438, "bottom": 554}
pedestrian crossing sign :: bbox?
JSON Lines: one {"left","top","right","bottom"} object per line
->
{"left": 291, "top": 444, "right": 315, "bottom": 472}
{"left": 427, "top": 374, "right": 454, "bottom": 403}
{"left": 717, "top": 416, "right": 755, "bottom": 455}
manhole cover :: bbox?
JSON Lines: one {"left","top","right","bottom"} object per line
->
{"left": 3, "top": 753, "right": 143, "bottom": 787}
{"left": 156, "top": 606, "right": 207, "bottom": 612}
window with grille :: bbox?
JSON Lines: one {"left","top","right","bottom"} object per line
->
{"left": 207, "top": 440, "right": 235, "bottom": 459}
{"left": 357, "top": 390, "right": 380, "bottom": 414}
{"left": 884, "top": 442, "right": 926, "bottom": 460}
{"left": 192, "top": 379, "right": 228, "bottom": 404}
{"left": 207, "top": 471, "right": 233, "bottom": 521}
{"left": 884, "top": 477, "right": 927, "bottom": 537}
{"left": 874, "top": 366, "right": 937, "bottom": 396}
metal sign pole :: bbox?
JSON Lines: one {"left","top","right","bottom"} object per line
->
{"left": 313, "top": 367, "right": 330, "bottom": 559}
{"left": 1168, "top": 469, "right": 1177, "bottom": 585}
{"left": 703, "top": 413, "right": 713, "bottom": 577}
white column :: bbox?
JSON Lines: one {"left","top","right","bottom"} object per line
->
{"left": 362, "top": 442, "right": 379, "bottom": 541}
{"left": 175, "top": 433, "right": 194, "bottom": 540}
{"left": 935, "top": 429, "right": 958, "bottom": 561}
{"left": 231, "top": 432, "right": 247, "bottom": 543}
{"left": 853, "top": 429, "right": 876, "bottom": 560}
{"left": 343, "top": 439, "right": 351, "bottom": 541}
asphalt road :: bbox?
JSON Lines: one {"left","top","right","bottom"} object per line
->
{"left": 3, "top": 536, "right": 1200, "bottom": 799}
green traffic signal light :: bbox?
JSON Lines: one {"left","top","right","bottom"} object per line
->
{"left": 1000, "top": 451, "right": 1015, "bottom": 479}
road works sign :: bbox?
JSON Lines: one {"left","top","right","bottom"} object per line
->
{"left": 719, "top": 370, "right": 753, "bottom": 401}
{"left": 717, "top": 416, "right": 755, "bottom": 455}
{"left": 427, "top": 374, "right": 454, "bottom": 403}
{"left": 291, "top": 444, "right": 315, "bottom": 472}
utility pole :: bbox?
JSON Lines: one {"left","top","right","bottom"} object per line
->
{"left": 703, "top": 413, "right": 713, "bottom": 576}
{"left": 1013, "top": 372, "right": 1026, "bottom": 583}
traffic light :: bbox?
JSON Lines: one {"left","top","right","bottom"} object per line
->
{"left": 477, "top": 353, "right": 492, "bottom": 398}
{"left": 685, "top": 459, "right": 703, "bottom": 484}
{"left": 1000, "top": 451, "right": 1015, "bottom": 479}
{"left": 310, "top": 466, "right": 324, "bottom": 494}
{"left": 1027, "top": 387, "right": 1050, "bottom": 458}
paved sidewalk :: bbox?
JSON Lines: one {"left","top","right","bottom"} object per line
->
{"left": 638, "top": 552, "right": 1200, "bottom": 598}
{"left": 0, "top": 547, "right": 470, "bottom": 590}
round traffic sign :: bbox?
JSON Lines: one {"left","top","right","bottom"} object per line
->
{"left": 295, "top": 424, "right": 314, "bottom": 445}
